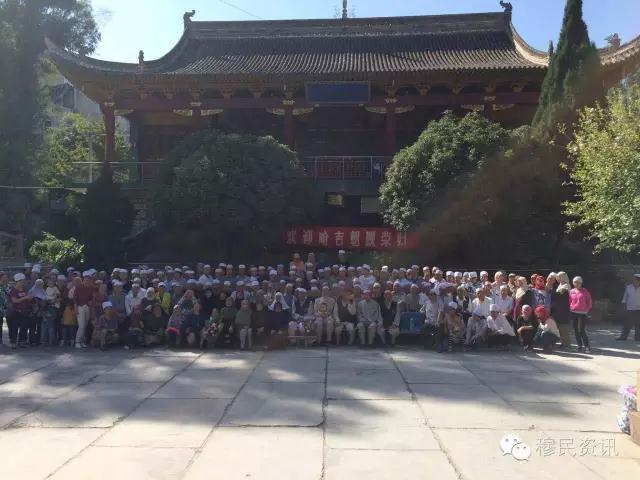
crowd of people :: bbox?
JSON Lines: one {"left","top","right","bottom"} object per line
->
{"left": 0, "top": 251, "right": 638, "bottom": 353}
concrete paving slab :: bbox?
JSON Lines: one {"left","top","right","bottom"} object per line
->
{"left": 490, "top": 381, "right": 596, "bottom": 404}
{"left": 325, "top": 449, "right": 458, "bottom": 480}
{"left": 153, "top": 369, "right": 250, "bottom": 399}
{"left": 92, "top": 356, "right": 194, "bottom": 383}
{"left": 50, "top": 446, "right": 195, "bottom": 480}
{"left": 395, "top": 360, "right": 481, "bottom": 384}
{"left": 188, "top": 352, "right": 261, "bottom": 371}
{"left": 510, "top": 401, "right": 621, "bottom": 432}
{"left": 222, "top": 381, "right": 324, "bottom": 426}
{"left": 0, "top": 371, "right": 78, "bottom": 398}
{"left": 327, "top": 424, "right": 440, "bottom": 450}
{"left": 15, "top": 382, "right": 162, "bottom": 427}
{"left": 414, "top": 384, "right": 531, "bottom": 429}
{"left": 0, "top": 397, "right": 44, "bottom": 427}
{"left": 437, "top": 428, "right": 602, "bottom": 480}
{"left": 252, "top": 356, "right": 326, "bottom": 382}
{"left": 328, "top": 365, "right": 410, "bottom": 400}
{"left": 326, "top": 399, "right": 425, "bottom": 428}
{"left": 96, "top": 398, "right": 228, "bottom": 448}
{"left": 0, "top": 427, "right": 105, "bottom": 480}
{"left": 183, "top": 427, "right": 322, "bottom": 480}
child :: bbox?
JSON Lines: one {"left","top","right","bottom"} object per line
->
{"left": 444, "top": 302, "right": 465, "bottom": 352}
{"left": 61, "top": 300, "right": 77, "bottom": 347}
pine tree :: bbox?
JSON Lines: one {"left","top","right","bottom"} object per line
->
{"left": 533, "top": 0, "right": 602, "bottom": 137}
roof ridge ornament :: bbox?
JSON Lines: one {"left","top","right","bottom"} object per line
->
{"left": 342, "top": 0, "right": 348, "bottom": 20}
{"left": 183, "top": 10, "right": 196, "bottom": 29}
{"left": 499, "top": 1, "right": 513, "bottom": 16}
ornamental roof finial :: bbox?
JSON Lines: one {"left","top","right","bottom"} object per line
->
{"left": 499, "top": 1, "right": 513, "bottom": 15}
{"left": 183, "top": 10, "right": 196, "bottom": 29}
{"left": 342, "top": 0, "right": 348, "bottom": 19}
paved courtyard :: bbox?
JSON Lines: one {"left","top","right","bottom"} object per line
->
{"left": 0, "top": 325, "right": 639, "bottom": 480}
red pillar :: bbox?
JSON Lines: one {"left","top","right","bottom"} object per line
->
{"left": 385, "top": 104, "right": 397, "bottom": 156}
{"left": 102, "top": 104, "right": 116, "bottom": 166}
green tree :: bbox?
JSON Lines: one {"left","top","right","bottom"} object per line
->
{"left": 380, "top": 112, "right": 509, "bottom": 230}
{"left": 29, "top": 231, "right": 84, "bottom": 269}
{"left": 39, "top": 112, "right": 129, "bottom": 187}
{"left": 0, "top": 0, "right": 99, "bottom": 234}
{"left": 565, "top": 84, "right": 640, "bottom": 253}
{"left": 78, "top": 169, "right": 134, "bottom": 268}
{"left": 153, "top": 130, "right": 313, "bottom": 258}
{"left": 533, "top": 0, "right": 602, "bottom": 137}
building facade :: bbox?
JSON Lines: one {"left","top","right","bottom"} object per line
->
{"left": 48, "top": 7, "right": 639, "bottom": 226}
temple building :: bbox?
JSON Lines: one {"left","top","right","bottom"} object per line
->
{"left": 47, "top": 5, "right": 640, "bottom": 226}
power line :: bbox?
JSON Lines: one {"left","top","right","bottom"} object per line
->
{"left": 217, "top": 0, "right": 264, "bottom": 20}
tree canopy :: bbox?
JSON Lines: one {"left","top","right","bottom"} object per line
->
{"left": 0, "top": 0, "right": 100, "bottom": 234}
{"left": 533, "top": 0, "right": 602, "bottom": 137}
{"left": 153, "top": 130, "right": 314, "bottom": 258}
{"left": 39, "top": 112, "right": 129, "bottom": 187}
{"left": 379, "top": 112, "right": 509, "bottom": 231}
{"left": 565, "top": 83, "right": 640, "bottom": 254}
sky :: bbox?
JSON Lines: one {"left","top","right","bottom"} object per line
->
{"left": 89, "top": 0, "right": 640, "bottom": 62}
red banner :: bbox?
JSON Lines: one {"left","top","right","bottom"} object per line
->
{"left": 284, "top": 226, "right": 419, "bottom": 250}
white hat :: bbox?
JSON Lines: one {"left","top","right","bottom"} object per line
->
{"left": 454, "top": 272, "right": 463, "bottom": 278}
{"left": 131, "top": 268, "right": 140, "bottom": 274}
{"left": 82, "top": 270, "right": 91, "bottom": 278}
{"left": 239, "top": 264, "right": 246, "bottom": 269}
{"left": 338, "top": 249, "right": 346, "bottom": 254}
{"left": 223, "top": 281, "right": 231, "bottom": 286}
{"left": 146, "top": 287, "right": 155, "bottom": 295}
{"left": 102, "top": 301, "right": 113, "bottom": 309}
{"left": 212, "top": 279, "right": 220, "bottom": 285}
{"left": 32, "top": 265, "right": 41, "bottom": 273}
{"left": 158, "top": 282, "right": 166, "bottom": 288}
{"left": 236, "top": 281, "right": 245, "bottom": 287}
{"left": 187, "top": 279, "right": 197, "bottom": 285}
{"left": 14, "top": 273, "right": 26, "bottom": 282}
{"left": 24, "top": 262, "right": 32, "bottom": 268}
{"left": 411, "top": 265, "right": 419, "bottom": 270}
{"left": 204, "top": 264, "right": 211, "bottom": 269}
{"left": 633, "top": 273, "right": 640, "bottom": 279}
{"left": 448, "top": 301, "right": 459, "bottom": 309}
{"left": 489, "top": 304, "right": 500, "bottom": 312}
{"left": 57, "top": 275, "right": 67, "bottom": 281}
{"left": 480, "top": 271, "right": 489, "bottom": 277}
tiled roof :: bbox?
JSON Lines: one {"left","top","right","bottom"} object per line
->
{"left": 48, "top": 12, "right": 550, "bottom": 79}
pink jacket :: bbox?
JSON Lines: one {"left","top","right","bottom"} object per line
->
{"left": 569, "top": 288, "right": 592, "bottom": 314}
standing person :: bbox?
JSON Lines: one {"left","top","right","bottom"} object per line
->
{"left": 28, "top": 278, "right": 47, "bottom": 345}
{"left": 60, "top": 299, "right": 77, "bottom": 347}
{"left": 72, "top": 273, "right": 94, "bottom": 349}
{"left": 617, "top": 273, "right": 640, "bottom": 341}
{"left": 0, "top": 272, "right": 10, "bottom": 346}
{"left": 8, "top": 273, "right": 32, "bottom": 349}
{"left": 512, "top": 276, "right": 533, "bottom": 319}
{"left": 569, "top": 276, "right": 593, "bottom": 353}
{"left": 551, "top": 272, "right": 572, "bottom": 348}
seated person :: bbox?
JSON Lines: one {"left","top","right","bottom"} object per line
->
{"left": 143, "top": 303, "right": 167, "bottom": 346}
{"left": 378, "top": 290, "right": 400, "bottom": 347}
{"left": 200, "top": 308, "right": 219, "bottom": 349}
{"left": 182, "top": 301, "right": 207, "bottom": 348}
{"left": 335, "top": 291, "right": 357, "bottom": 345}
{"left": 92, "top": 301, "right": 120, "bottom": 350}
{"left": 464, "top": 308, "right": 488, "bottom": 350}
{"left": 486, "top": 304, "right": 516, "bottom": 350}
{"left": 125, "top": 304, "right": 145, "bottom": 350}
{"left": 444, "top": 301, "right": 465, "bottom": 352}
{"left": 515, "top": 304, "right": 538, "bottom": 351}
{"left": 266, "top": 299, "right": 289, "bottom": 336}
{"left": 215, "top": 297, "right": 237, "bottom": 346}
{"left": 289, "top": 288, "right": 314, "bottom": 340}
{"left": 533, "top": 306, "right": 560, "bottom": 353}
{"left": 166, "top": 305, "right": 185, "bottom": 348}
{"left": 314, "top": 302, "right": 332, "bottom": 345}
{"left": 235, "top": 299, "right": 253, "bottom": 350}
{"left": 251, "top": 302, "right": 267, "bottom": 335}
{"left": 357, "top": 290, "right": 382, "bottom": 346}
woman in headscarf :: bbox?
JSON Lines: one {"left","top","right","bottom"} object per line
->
{"left": 166, "top": 305, "right": 185, "bottom": 348}
{"left": 531, "top": 275, "right": 548, "bottom": 309}
{"left": 512, "top": 276, "right": 533, "bottom": 320}
{"left": 550, "top": 272, "right": 571, "bottom": 348}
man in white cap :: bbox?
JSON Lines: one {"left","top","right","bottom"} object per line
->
{"left": 357, "top": 289, "right": 382, "bottom": 346}
{"left": 198, "top": 265, "right": 213, "bottom": 286}
{"left": 464, "top": 308, "right": 488, "bottom": 351}
{"left": 358, "top": 265, "right": 376, "bottom": 291}
{"left": 93, "top": 301, "right": 120, "bottom": 350}
{"left": 486, "top": 304, "right": 515, "bottom": 350}
{"left": 618, "top": 273, "right": 640, "bottom": 341}
{"left": 125, "top": 283, "right": 144, "bottom": 317}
